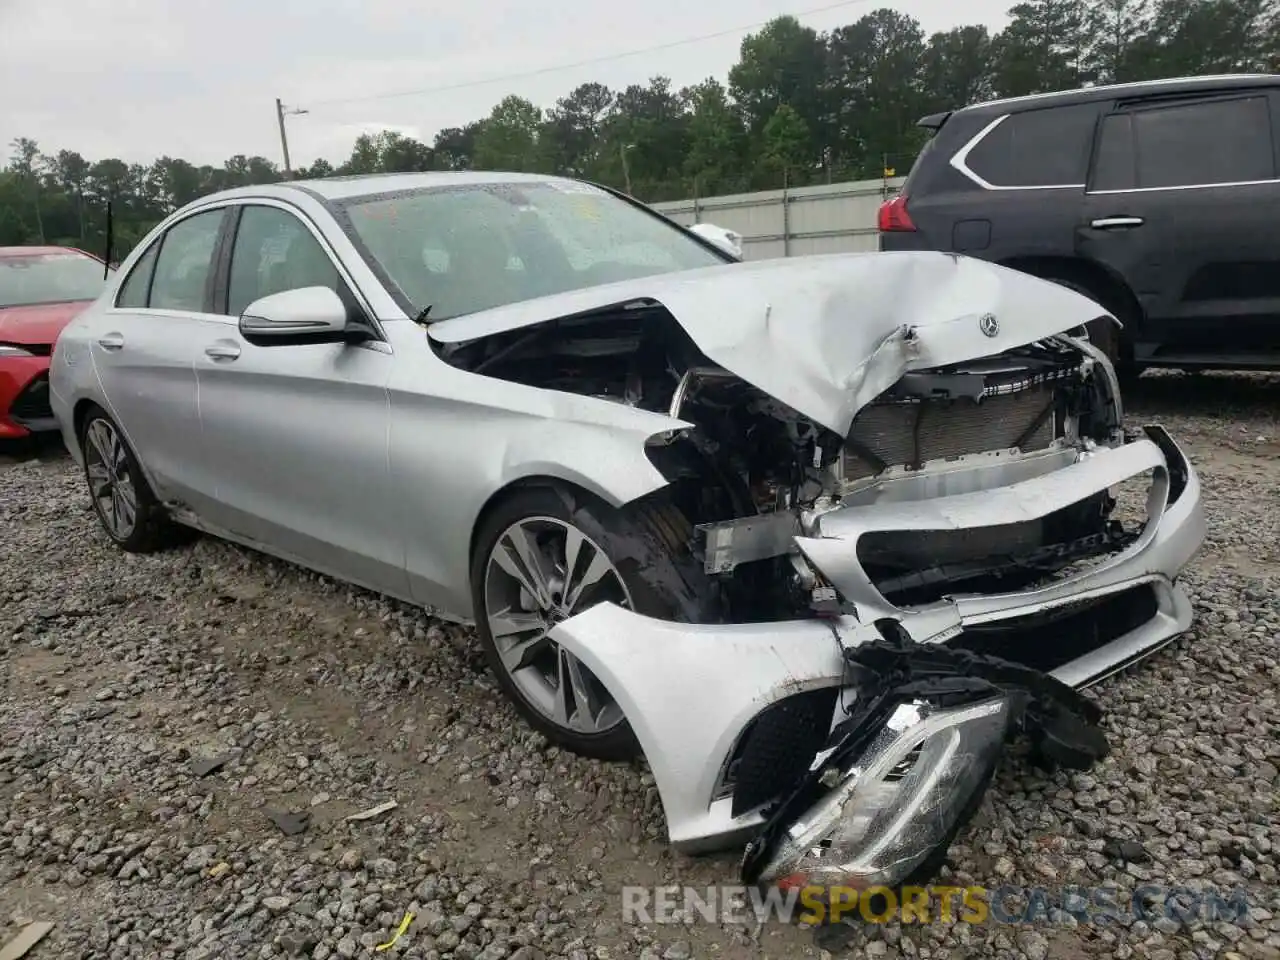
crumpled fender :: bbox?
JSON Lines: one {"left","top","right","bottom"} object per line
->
{"left": 547, "top": 603, "right": 887, "bottom": 847}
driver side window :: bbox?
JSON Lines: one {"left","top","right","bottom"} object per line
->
{"left": 225, "top": 205, "right": 344, "bottom": 317}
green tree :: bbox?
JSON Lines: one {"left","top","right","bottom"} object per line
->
{"left": 682, "top": 78, "right": 748, "bottom": 196}
{"left": 760, "top": 104, "right": 810, "bottom": 185}
{"left": 992, "top": 0, "right": 1092, "bottom": 96}
{"left": 828, "top": 9, "right": 931, "bottom": 178}
{"left": 542, "top": 83, "right": 615, "bottom": 178}
{"left": 729, "top": 15, "right": 832, "bottom": 149}
{"left": 921, "top": 26, "right": 997, "bottom": 112}
{"left": 474, "top": 96, "right": 546, "bottom": 172}
{"left": 1085, "top": 0, "right": 1154, "bottom": 81}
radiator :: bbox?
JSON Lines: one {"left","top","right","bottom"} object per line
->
{"left": 843, "top": 382, "right": 1057, "bottom": 480}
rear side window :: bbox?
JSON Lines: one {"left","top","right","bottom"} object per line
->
{"left": 965, "top": 104, "right": 1099, "bottom": 187}
{"left": 116, "top": 242, "right": 159, "bottom": 308}
{"left": 149, "top": 209, "right": 225, "bottom": 312}
{"left": 1090, "top": 96, "right": 1274, "bottom": 191}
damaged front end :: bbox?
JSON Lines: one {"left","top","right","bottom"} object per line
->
{"left": 741, "top": 634, "right": 1110, "bottom": 892}
{"left": 429, "top": 252, "right": 1205, "bottom": 892}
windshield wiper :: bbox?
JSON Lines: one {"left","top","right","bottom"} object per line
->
{"left": 412, "top": 304, "right": 433, "bottom": 327}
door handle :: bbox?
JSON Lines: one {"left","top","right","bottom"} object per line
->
{"left": 96, "top": 332, "right": 125, "bottom": 351}
{"left": 204, "top": 343, "right": 241, "bottom": 361}
{"left": 1090, "top": 216, "right": 1144, "bottom": 229}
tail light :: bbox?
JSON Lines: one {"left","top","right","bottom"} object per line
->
{"left": 877, "top": 195, "right": 916, "bottom": 233}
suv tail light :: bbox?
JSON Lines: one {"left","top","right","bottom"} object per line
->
{"left": 877, "top": 195, "right": 916, "bottom": 233}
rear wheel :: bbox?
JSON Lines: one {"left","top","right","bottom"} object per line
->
{"left": 470, "top": 485, "right": 714, "bottom": 761}
{"left": 79, "top": 407, "right": 191, "bottom": 553}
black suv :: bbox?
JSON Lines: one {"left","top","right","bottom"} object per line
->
{"left": 879, "top": 74, "right": 1280, "bottom": 375}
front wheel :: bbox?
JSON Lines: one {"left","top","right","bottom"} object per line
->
{"left": 470, "top": 486, "right": 714, "bottom": 761}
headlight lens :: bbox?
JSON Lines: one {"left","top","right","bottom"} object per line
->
{"left": 0, "top": 344, "right": 35, "bottom": 358}
{"left": 756, "top": 696, "right": 1010, "bottom": 889}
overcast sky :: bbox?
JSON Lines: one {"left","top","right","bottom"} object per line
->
{"left": 0, "top": 0, "right": 1010, "bottom": 169}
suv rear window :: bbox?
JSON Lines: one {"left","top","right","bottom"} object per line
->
{"left": 965, "top": 104, "right": 1099, "bottom": 188}
{"left": 1090, "top": 95, "right": 1275, "bottom": 191}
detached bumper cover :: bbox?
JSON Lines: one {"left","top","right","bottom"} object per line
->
{"left": 742, "top": 636, "right": 1110, "bottom": 889}
{"left": 549, "top": 425, "right": 1204, "bottom": 856}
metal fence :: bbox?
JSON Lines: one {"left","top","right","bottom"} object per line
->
{"left": 652, "top": 177, "right": 907, "bottom": 260}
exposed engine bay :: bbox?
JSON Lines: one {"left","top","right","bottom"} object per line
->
{"left": 434, "top": 298, "right": 1133, "bottom": 622}
{"left": 426, "top": 254, "right": 1203, "bottom": 905}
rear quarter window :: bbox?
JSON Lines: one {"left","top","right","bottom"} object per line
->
{"left": 965, "top": 103, "right": 1100, "bottom": 188}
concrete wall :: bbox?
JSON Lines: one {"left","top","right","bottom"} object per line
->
{"left": 652, "top": 177, "right": 907, "bottom": 260}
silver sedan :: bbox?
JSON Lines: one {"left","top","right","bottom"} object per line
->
{"left": 50, "top": 172, "right": 1204, "bottom": 880}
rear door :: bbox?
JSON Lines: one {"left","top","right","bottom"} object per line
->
{"left": 1079, "top": 91, "right": 1280, "bottom": 363}
{"left": 90, "top": 207, "right": 228, "bottom": 503}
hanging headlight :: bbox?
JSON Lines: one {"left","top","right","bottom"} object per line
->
{"left": 753, "top": 696, "right": 1011, "bottom": 890}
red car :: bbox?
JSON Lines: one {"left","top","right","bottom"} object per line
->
{"left": 0, "top": 246, "right": 113, "bottom": 439}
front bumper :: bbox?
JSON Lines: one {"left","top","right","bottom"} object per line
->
{"left": 550, "top": 425, "right": 1204, "bottom": 852}
{"left": 0, "top": 356, "right": 55, "bottom": 439}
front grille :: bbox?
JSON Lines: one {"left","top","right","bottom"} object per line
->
{"left": 725, "top": 687, "right": 839, "bottom": 817}
{"left": 858, "top": 493, "right": 1132, "bottom": 606}
{"left": 9, "top": 373, "right": 52, "bottom": 423}
{"left": 844, "top": 382, "right": 1056, "bottom": 480}
{"left": 951, "top": 584, "right": 1160, "bottom": 674}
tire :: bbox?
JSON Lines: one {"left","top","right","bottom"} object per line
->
{"left": 78, "top": 407, "right": 191, "bottom": 553}
{"left": 470, "top": 484, "right": 716, "bottom": 761}
{"left": 1043, "top": 277, "right": 1141, "bottom": 383}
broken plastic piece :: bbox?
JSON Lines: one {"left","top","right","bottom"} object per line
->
{"left": 345, "top": 800, "right": 398, "bottom": 822}
{"left": 741, "top": 632, "right": 1111, "bottom": 890}
{"left": 0, "top": 922, "right": 54, "bottom": 960}
{"left": 265, "top": 809, "right": 310, "bottom": 836}
{"left": 191, "top": 754, "right": 231, "bottom": 777}
{"left": 375, "top": 911, "right": 415, "bottom": 952}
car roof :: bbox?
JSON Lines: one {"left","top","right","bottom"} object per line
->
{"left": 0, "top": 245, "right": 95, "bottom": 259}
{"left": 193, "top": 170, "right": 584, "bottom": 207}
{"left": 953, "top": 74, "right": 1280, "bottom": 120}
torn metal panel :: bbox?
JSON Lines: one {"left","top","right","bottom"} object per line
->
{"left": 427, "top": 251, "right": 1112, "bottom": 436}
{"left": 699, "top": 512, "right": 801, "bottom": 575}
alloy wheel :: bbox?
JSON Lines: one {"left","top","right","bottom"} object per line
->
{"left": 84, "top": 418, "right": 138, "bottom": 541}
{"left": 483, "top": 516, "right": 632, "bottom": 736}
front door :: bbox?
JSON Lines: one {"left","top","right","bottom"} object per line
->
{"left": 192, "top": 201, "right": 406, "bottom": 597}
{"left": 1078, "top": 92, "right": 1280, "bottom": 364}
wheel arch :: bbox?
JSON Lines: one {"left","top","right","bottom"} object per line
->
{"left": 998, "top": 255, "right": 1142, "bottom": 327}
{"left": 71, "top": 398, "right": 103, "bottom": 452}
{"left": 466, "top": 471, "right": 670, "bottom": 587}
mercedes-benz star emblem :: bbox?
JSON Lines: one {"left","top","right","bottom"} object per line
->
{"left": 979, "top": 313, "right": 999, "bottom": 337}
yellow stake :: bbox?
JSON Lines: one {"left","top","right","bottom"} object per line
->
{"left": 374, "top": 911, "right": 414, "bottom": 952}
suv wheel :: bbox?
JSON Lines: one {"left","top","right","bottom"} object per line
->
{"left": 1044, "top": 278, "right": 1140, "bottom": 383}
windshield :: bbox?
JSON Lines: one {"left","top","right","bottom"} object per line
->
{"left": 335, "top": 180, "right": 729, "bottom": 319}
{"left": 0, "top": 251, "right": 110, "bottom": 308}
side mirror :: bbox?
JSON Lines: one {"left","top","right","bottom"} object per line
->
{"left": 239, "top": 286, "right": 366, "bottom": 346}
{"left": 690, "top": 222, "right": 744, "bottom": 260}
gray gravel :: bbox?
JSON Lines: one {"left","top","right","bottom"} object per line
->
{"left": 2, "top": 370, "right": 1278, "bottom": 960}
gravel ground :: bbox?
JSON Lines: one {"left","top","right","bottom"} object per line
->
{"left": 2, "top": 370, "right": 1278, "bottom": 960}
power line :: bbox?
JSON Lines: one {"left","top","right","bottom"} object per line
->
{"left": 300, "top": 0, "right": 875, "bottom": 110}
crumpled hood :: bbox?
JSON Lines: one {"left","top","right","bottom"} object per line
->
{"left": 427, "top": 251, "right": 1110, "bottom": 435}
{"left": 0, "top": 300, "right": 93, "bottom": 346}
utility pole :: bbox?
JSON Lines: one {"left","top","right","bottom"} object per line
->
{"left": 620, "top": 143, "right": 635, "bottom": 195}
{"left": 275, "top": 98, "right": 309, "bottom": 179}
